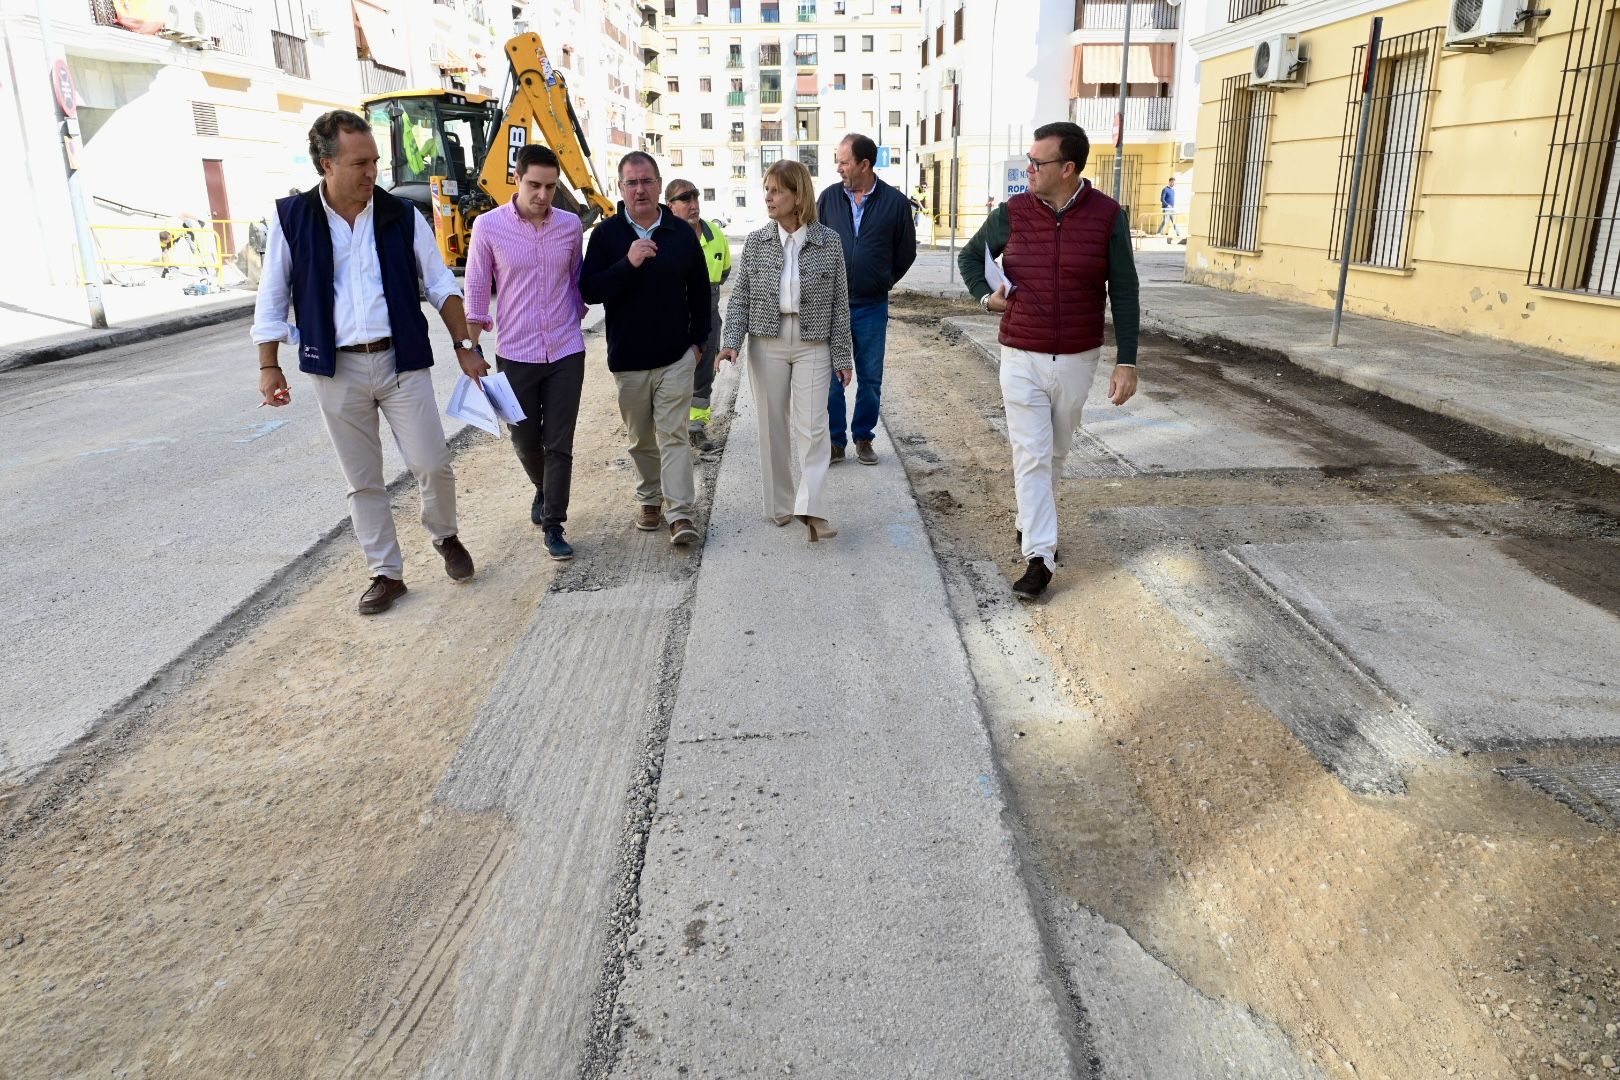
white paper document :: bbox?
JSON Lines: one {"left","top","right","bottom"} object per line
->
{"left": 984, "top": 250, "right": 1016, "bottom": 296}
{"left": 446, "top": 374, "right": 502, "bottom": 437}
{"left": 479, "top": 372, "right": 527, "bottom": 424}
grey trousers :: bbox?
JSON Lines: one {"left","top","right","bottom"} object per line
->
{"left": 614, "top": 351, "right": 697, "bottom": 523}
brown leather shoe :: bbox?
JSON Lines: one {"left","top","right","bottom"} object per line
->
{"left": 637, "top": 504, "right": 662, "bottom": 531}
{"left": 830, "top": 443, "right": 845, "bottom": 464}
{"left": 357, "top": 575, "right": 407, "bottom": 615}
{"left": 669, "top": 518, "right": 699, "bottom": 545}
{"left": 855, "top": 439, "right": 878, "bottom": 465}
{"left": 434, "top": 535, "right": 475, "bottom": 581}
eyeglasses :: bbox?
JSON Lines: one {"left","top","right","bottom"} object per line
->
{"left": 621, "top": 178, "right": 660, "bottom": 189}
{"left": 669, "top": 190, "right": 699, "bottom": 203}
{"left": 1026, "top": 155, "right": 1067, "bottom": 173}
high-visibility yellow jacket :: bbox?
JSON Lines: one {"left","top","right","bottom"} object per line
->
{"left": 699, "top": 220, "right": 732, "bottom": 286}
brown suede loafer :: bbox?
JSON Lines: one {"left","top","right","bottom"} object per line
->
{"left": 434, "top": 535, "right": 475, "bottom": 581}
{"left": 855, "top": 439, "right": 878, "bottom": 465}
{"left": 358, "top": 575, "right": 407, "bottom": 615}
{"left": 670, "top": 518, "right": 699, "bottom": 545}
{"left": 830, "top": 443, "right": 845, "bottom": 463}
{"left": 637, "top": 504, "right": 662, "bottom": 531}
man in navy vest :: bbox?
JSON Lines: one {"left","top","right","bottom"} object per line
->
{"left": 958, "top": 121, "right": 1141, "bottom": 601}
{"left": 817, "top": 133, "right": 916, "bottom": 466}
{"left": 253, "top": 110, "right": 486, "bottom": 615}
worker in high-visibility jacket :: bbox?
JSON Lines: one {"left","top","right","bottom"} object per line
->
{"left": 665, "top": 178, "right": 732, "bottom": 451}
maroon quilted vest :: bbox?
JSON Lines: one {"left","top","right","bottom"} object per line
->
{"left": 999, "top": 183, "right": 1119, "bottom": 355}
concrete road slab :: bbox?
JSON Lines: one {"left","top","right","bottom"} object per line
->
{"left": 1235, "top": 538, "right": 1620, "bottom": 750}
{"left": 610, "top": 376, "right": 1079, "bottom": 1077}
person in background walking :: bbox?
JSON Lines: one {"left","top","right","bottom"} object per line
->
{"left": 580, "top": 151, "right": 711, "bottom": 546}
{"left": 817, "top": 133, "right": 916, "bottom": 466}
{"left": 464, "top": 143, "right": 588, "bottom": 561}
{"left": 253, "top": 109, "right": 480, "bottom": 616}
{"left": 717, "top": 160, "right": 852, "bottom": 542}
{"left": 1159, "top": 176, "right": 1181, "bottom": 239}
{"left": 958, "top": 121, "right": 1140, "bottom": 602}
{"left": 665, "top": 178, "right": 732, "bottom": 453}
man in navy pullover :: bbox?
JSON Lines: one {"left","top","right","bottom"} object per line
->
{"left": 581, "top": 152, "right": 711, "bottom": 544}
{"left": 816, "top": 134, "right": 916, "bottom": 465}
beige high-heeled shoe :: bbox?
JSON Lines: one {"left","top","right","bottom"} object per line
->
{"left": 797, "top": 515, "right": 837, "bottom": 541}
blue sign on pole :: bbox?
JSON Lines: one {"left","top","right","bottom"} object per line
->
{"left": 877, "top": 147, "right": 892, "bottom": 167}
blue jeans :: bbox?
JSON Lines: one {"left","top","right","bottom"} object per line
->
{"left": 828, "top": 300, "right": 888, "bottom": 446}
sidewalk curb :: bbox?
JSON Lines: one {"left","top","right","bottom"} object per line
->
{"left": 0, "top": 296, "right": 257, "bottom": 374}
{"left": 1140, "top": 312, "right": 1620, "bottom": 474}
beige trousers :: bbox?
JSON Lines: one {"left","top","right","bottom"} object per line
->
{"left": 613, "top": 351, "right": 696, "bottom": 523}
{"left": 746, "top": 314, "right": 834, "bottom": 524}
{"left": 307, "top": 348, "right": 457, "bottom": 580}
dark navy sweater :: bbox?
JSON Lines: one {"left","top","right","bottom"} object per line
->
{"left": 580, "top": 203, "right": 712, "bottom": 373}
{"left": 815, "top": 177, "right": 917, "bottom": 305}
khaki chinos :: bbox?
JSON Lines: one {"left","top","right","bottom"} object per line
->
{"left": 306, "top": 347, "right": 458, "bottom": 580}
{"left": 613, "top": 351, "right": 698, "bottom": 522}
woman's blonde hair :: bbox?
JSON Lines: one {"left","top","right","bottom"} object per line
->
{"left": 765, "top": 159, "right": 818, "bottom": 228}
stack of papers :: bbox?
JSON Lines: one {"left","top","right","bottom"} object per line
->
{"left": 447, "top": 372, "right": 527, "bottom": 437}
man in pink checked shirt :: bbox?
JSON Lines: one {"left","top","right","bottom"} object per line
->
{"left": 465, "top": 144, "right": 590, "bottom": 561}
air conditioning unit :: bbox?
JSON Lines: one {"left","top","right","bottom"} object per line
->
{"left": 160, "top": 1, "right": 211, "bottom": 48}
{"left": 1446, "top": 0, "right": 1536, "bottom": 47}
{"left": 1177, "top": 139, "right": 1196, "bottom": 161}
{"left": 1251, "top": 34, "right": 1304, "bottom": 88}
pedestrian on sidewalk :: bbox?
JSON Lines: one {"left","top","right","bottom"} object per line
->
{"left": 958, "top": 121, "right": 1140, "bottom": 601}
{"left": 665, "top": 177, "right": 732, "bottom": 453}
{"left": 252, "top": 109, "right": 482, "bottom": 616}
{"left": 1159, "top": 177, "right": 1181, "bottom": 239}
{"left": 717, "top": 160, "right": 853, "bottom": 542}
{"left": 580, "top": 151, "right": 711, "bottom": 546}
{"left": 817, "top": 133, "right": 917, "bottom": 466}
{"left": 464, "top": 144, "right": 588, "bottom": 562}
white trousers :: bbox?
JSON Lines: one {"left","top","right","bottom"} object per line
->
{"left": 747, "top": 314, "right": 834, "bottom": 525}
{"left": 999, "top": 346, "right": 1100, "bottom": 569}
{"left": 307, "top": 349, "right": 457, "bottom": 580}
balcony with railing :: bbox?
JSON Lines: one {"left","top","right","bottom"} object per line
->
{"left": 760, "top": 44, "right": 782, "bottom": 65}
{"left": 727, "top": 90, "right": 747, "bottom": 105}
{"left": 271, "top": 30, "right": 309, "bottom": 78}
{"left": 1070, "top": 95, "right": 1172, "bottom": 132}
{"left": 794, "top": 50, "right": 817, "bottom": 65}
{"left": 610, "top": 126, "right": 634, "bottom": 147}
{"left": 760, "top": 121, "right": 784, "bottom": 140}
{"left": 797, "top": 1, "right": 816, "bottom": 19}
{"left": 761, "top": 89, "right": 784, "bottom": 104}
{"left": 1073, "top": 0, "right": 1178, "bottom": 29}
{"left": 206, "top": 0, "right": 255, "bottom": 55}
{"left": 361, "top": 58, "right": 408, "bottom": 93}
{"left": 726, "top": 49, "right": 745, "bottom": 68}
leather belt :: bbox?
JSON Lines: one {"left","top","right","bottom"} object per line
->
{"left": 337, "top": 337, "right": 392, "bottom": 353}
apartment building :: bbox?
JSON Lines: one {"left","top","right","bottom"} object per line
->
{"left": 533, "top": 0, "right": 656, "bottom": 181}
{"left": 1188, "top": 0, "right": 1620, "bottom": 364}
{"left": 657, "top": 0, "right": 921, "bottom": 226}
{"left": 912, "top": 0, "right": 1200, "bottom": 240}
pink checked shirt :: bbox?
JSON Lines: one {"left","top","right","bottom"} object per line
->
{"left": 464, "top": 200, "right": 588, "bottom": 363}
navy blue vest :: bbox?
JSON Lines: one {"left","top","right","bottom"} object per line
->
{"left": 275, "top": 185, "right": 433, "bottom": 377}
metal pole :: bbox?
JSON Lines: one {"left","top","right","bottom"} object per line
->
{"left": 949, "top": 77, "right": 959, "bottom": 281}
{"left": 1331, "top": 17, "right": 1383, "bottom": 348}
{"left": 34, "top": 0, "right": 106, "bottom": 328}
{"left": 1113, "top": 0, "right": 1133, "bottom": 209}
{"left": 986, "top": 0, "right": 1000, "bottom": 205}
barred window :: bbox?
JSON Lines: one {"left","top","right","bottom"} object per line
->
{"left": 1088, "top": 153, "right": 1142, "bottom": 224}
{"left": 1209, "top": 74, "right": 1274, "bottom": 251}
{"left": 1529, "top": 0, "right": 1620, "bottom": 297}
{"left": 1329, "top": 28, "right": 1442, "bottom": 270}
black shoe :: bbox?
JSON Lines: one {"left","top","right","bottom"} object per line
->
{"left": 543, "top": 526, "right": 574, "bottom": 561}
{"left": 690, "top": 429, "right": 715, "bottom": 452}
{"left": 530, "top": 490, "right": 545, "bottom": 526}
{"left": 1011, "top": 558, "right": 1052, "bottom": 601}
{"left": 434, "top": 535, "right": 475, "bottom": 581}
{"left": 357, "top": 575, "right": 407, "bottom": 615}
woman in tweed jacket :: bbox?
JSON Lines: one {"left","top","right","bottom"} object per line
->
{"left": 717, "top": 159, "right": 853, "bottom": 541}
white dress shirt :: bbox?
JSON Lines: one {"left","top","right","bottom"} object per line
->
{"left": 251, "top": 185, "right": 462, "bottom": 347}
{"left": 777, "top": 222, "right": 806, "bottom": 314}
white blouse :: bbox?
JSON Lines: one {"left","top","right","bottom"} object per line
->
{"left": 777, "top": 222, "right": 807, "bottom": 314}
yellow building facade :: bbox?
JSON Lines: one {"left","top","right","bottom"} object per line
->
{"left": 1187, "top": 0, "right": 1620, "bottom": 365}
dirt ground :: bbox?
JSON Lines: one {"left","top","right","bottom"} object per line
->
{"left": 879, "top": 295, "right": 1620, "bottom": 1080}
{"left": 0, "top": 341, "right": 669, "bottom": 1079}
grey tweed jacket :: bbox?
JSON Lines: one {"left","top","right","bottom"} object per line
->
{"left": 721, "top": 221, "right": 854, "bottom": 371}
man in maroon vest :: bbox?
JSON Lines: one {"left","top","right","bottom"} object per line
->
{"left": 959, "top": 121, "right": 1140, "bottom": 600}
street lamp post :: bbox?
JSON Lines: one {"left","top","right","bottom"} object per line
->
{"left": 1113, "top": 0, "right": 1133, "bottom": 214}
{"left": 34, "top": 0, "right": 106, "bottom": 329}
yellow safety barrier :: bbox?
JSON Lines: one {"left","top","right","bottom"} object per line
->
{"left": 81, "top": 218, "right": 263, "bottom": 282}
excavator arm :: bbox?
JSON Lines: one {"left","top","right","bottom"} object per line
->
{"left": 481, "top": 33, "right": 616, "bottom": 228}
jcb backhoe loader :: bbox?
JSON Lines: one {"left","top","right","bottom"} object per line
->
{"left": 363, "top": 32, "right": 615, "bottom": 267}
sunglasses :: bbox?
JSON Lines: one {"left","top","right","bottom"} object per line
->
{"left": 669, "top": 190, "right": 700, "bottom": 203}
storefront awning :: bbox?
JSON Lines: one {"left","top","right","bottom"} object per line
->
{"left": 1071, "top": 43, "right": 1174, "bottom": 93}
{"left": 437, "top": 49, "right": 471, "bottom": 74}
{"left": 353, "top": 0, "right": 408, "bottom": 73}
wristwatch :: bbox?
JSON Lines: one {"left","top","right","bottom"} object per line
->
{"left": 456, "top": 337, "right": 475, "bottom": 351}
{"left": 980, "top": 293, "right": 991, "bottom": 312}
